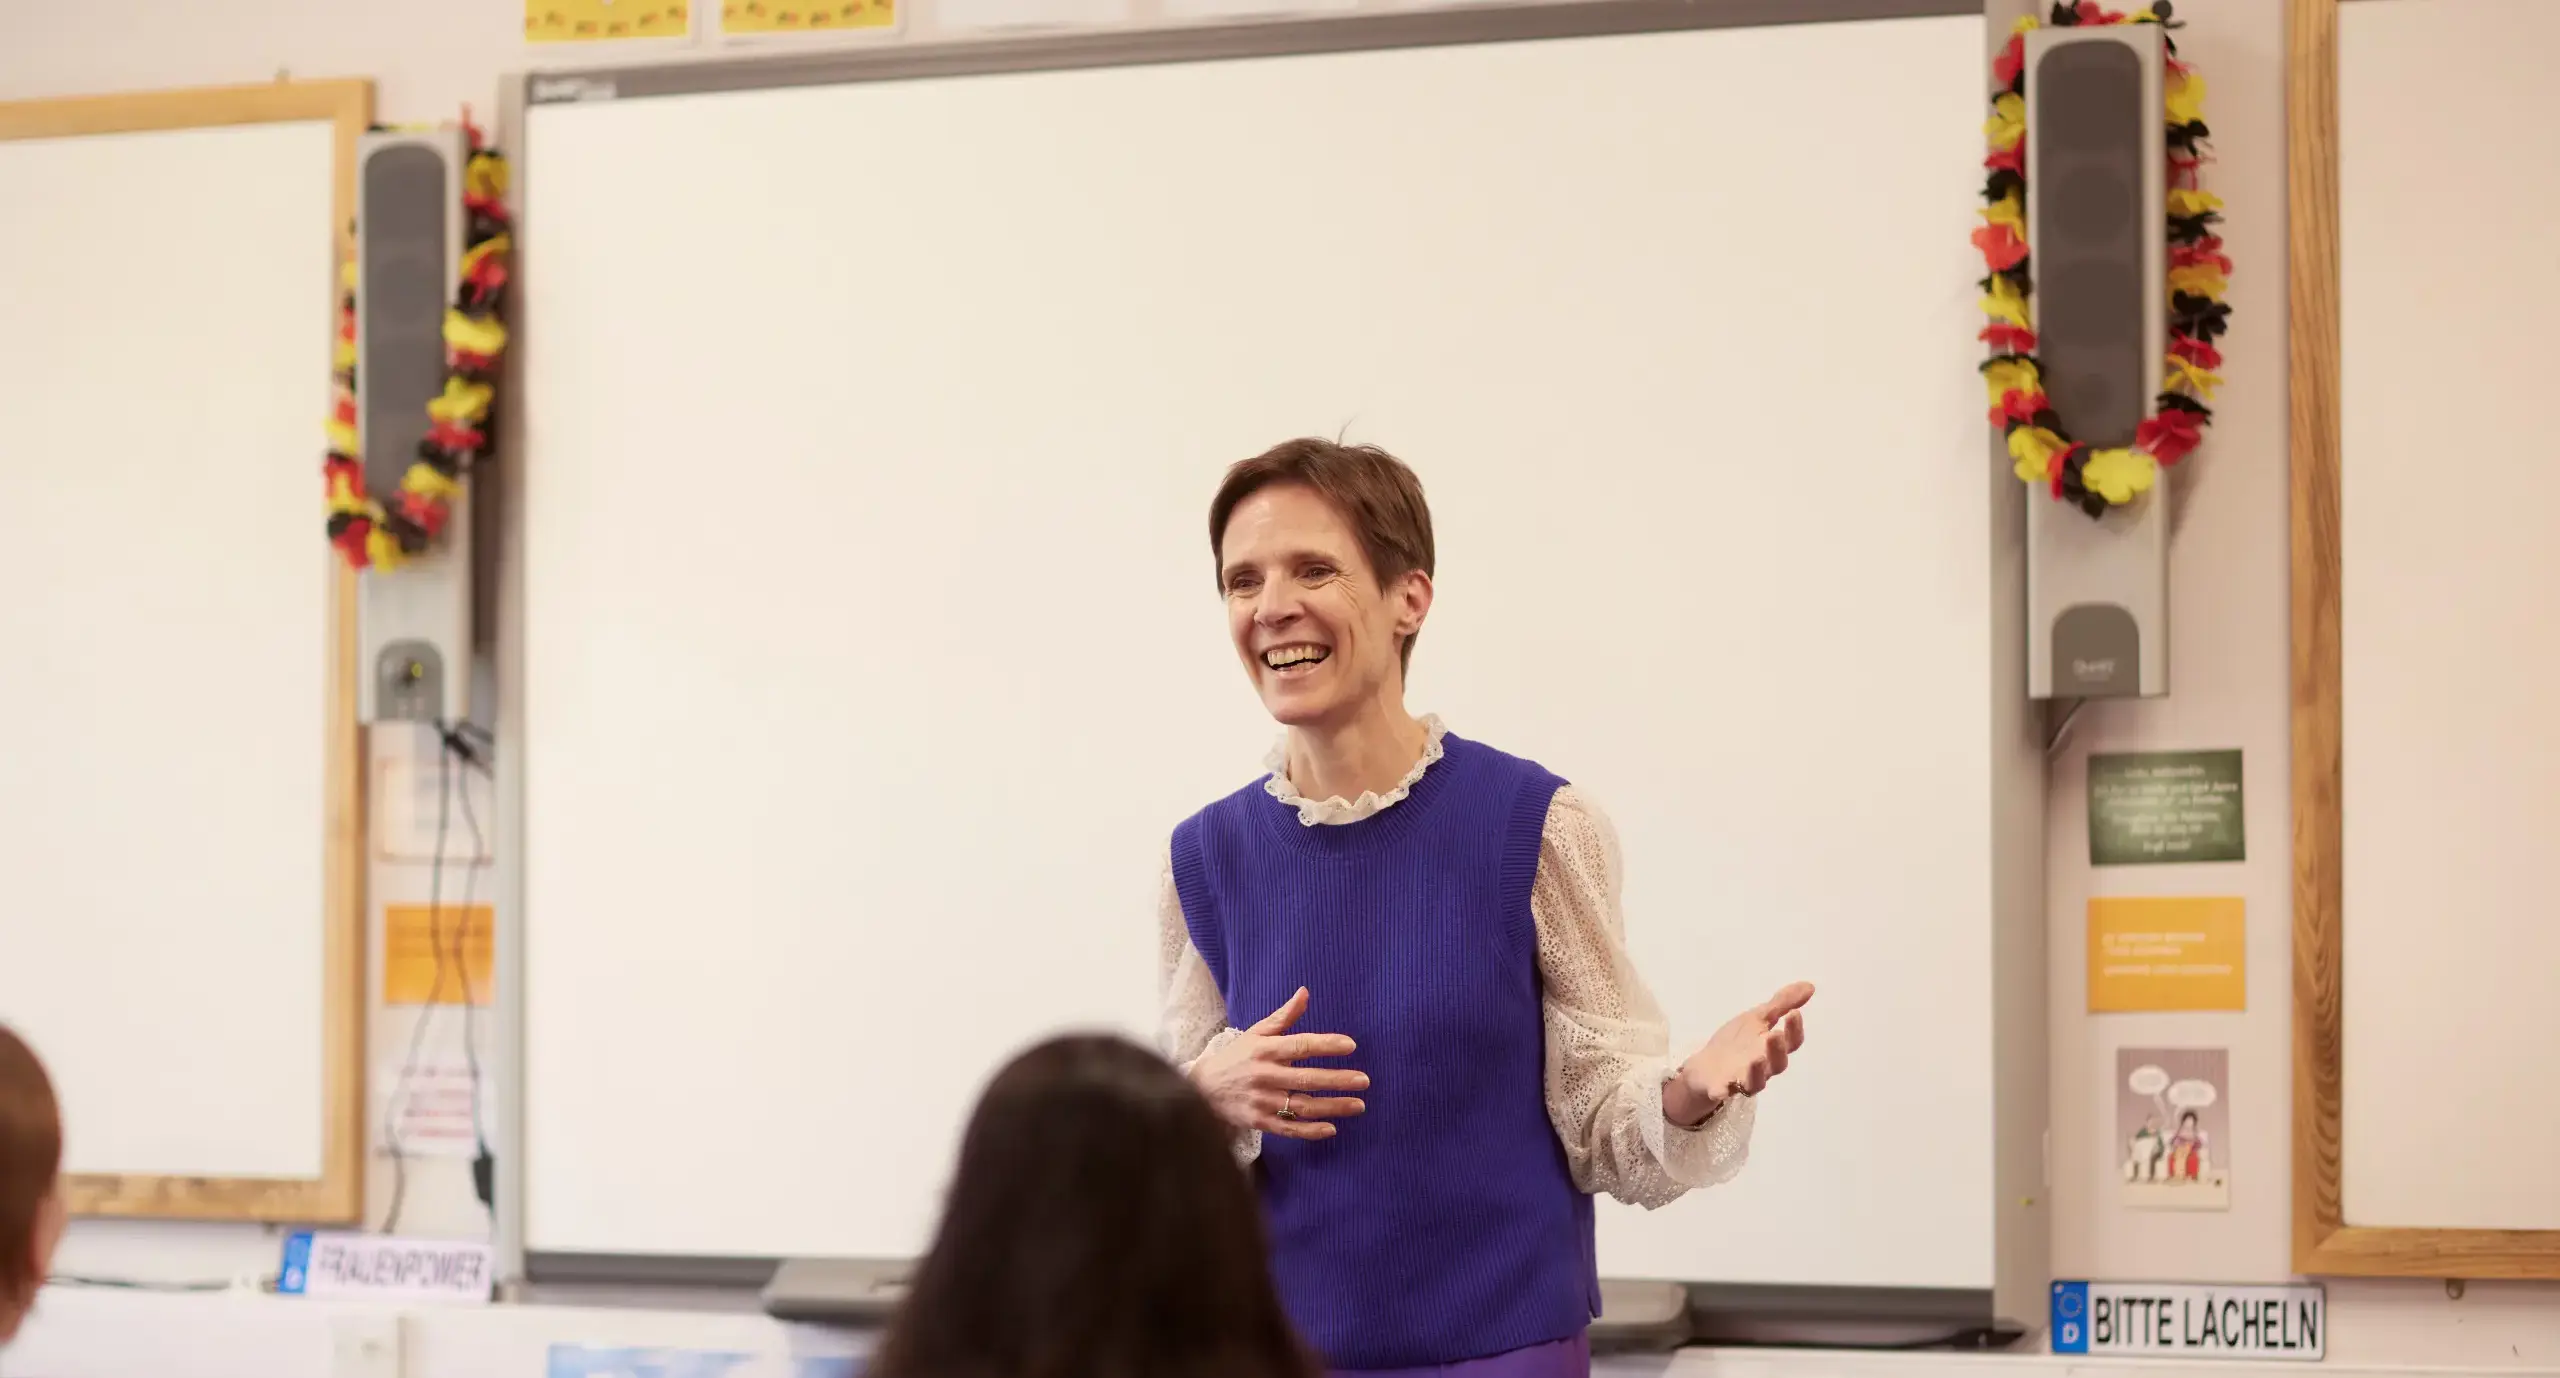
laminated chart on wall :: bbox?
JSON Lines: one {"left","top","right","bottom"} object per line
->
{"left": 528, "top": 0, "right": 695, "bottom": 42}
{"left": 720, "top": 0, "right": 896, "bottom": 35}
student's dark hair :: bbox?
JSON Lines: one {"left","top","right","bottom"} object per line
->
{"left": 869, "top": 1033, "right": 1315, "bottom": 1378}
{"left": 0, "top": 1026, "right": 62, "bottom": 1315}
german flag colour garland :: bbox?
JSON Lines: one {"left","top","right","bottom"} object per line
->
{"left": 1977, "top": 1, "right": 2232, "bottom": 518}
{"left": 324, "top": 118, "right": 513, "bottom": 570}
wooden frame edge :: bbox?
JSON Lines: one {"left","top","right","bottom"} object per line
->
{"left": 2287, "top": 0, "right": 2560, "bottom": 1280}
{"left": 8, "top": 77, "right": 376, "bottom": 1225}
{"left": 2287, "top": 0, "right": 2346, "bottom": 1279}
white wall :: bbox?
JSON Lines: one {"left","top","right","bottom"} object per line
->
{"left": 5, "top": 0, "right": 2558, "bottom": 1367}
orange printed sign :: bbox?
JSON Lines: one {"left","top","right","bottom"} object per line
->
{"left": 384, "top": 903, "right": 496, "bottom": 1007}
{"left": 2088, "top": 896, "right": 2245, "bottom": 1012}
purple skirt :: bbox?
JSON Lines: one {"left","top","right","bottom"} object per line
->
{"left": 1331, "top": 1332, "right": 1590, "bottom": 1378}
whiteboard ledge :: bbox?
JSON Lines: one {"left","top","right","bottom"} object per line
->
{"left": 533, "top": 1252, "right": 2012, "bottom": 1345}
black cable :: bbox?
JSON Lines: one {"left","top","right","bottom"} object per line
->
{"left": 439, "top": 719, "right": 494, "bottom": 776}
{"left": 1875, "top": 1324, "right": 2027, "bottom": 1351}
{"left": 447, "top": 726, "right": 501, "bottom": 1213}
{"left": 447, "top": 727, "right": 491, "bottom": 1156}
{"left": 2045, "top": 697, "right": 2087, "bottom": 753}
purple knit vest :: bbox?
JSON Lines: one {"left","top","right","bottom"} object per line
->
{"left": 1170, "top": 733, "right": 1598, "bottom": 1371}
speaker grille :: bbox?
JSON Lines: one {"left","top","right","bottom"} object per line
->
{"left": 360, "top": 146, "right": 452, "bottom": 499}
{"left": 2033, "top": 41, "right": 2145, "bottom": 449}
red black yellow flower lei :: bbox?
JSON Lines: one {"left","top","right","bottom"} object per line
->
{"left": 323, "top": 120, "right": 513, "bottom": 571}
{"left": 1977, "top": 1, "right": 2232, "bottom": 518}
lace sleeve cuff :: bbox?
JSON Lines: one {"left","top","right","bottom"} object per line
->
{"left": 1182, "top": 1027, "right": 1262, "bottom": 1166}
{"left": 1640, "top": 1073, "right": 1755, "bottom": 1189}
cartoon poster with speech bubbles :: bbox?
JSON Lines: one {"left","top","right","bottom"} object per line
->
{"left": 2117, "top": 1047, "right": 2230, "bottom": 1210}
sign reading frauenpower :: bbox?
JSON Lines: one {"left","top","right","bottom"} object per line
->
{"left": 2051, "top": 1281, "right": 2325, "bottom": 1360}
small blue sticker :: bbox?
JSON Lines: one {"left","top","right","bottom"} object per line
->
{"left": 276, "top": 1231, "right": 314, "bottom": 1296}
{"left": 2051, "top": 1280, "right": 2091, "bottom": 1353}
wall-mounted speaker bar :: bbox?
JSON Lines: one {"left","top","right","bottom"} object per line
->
{"left": 2024, "top": 24, "right": 2168, "bottom": 700}
{"left": 355, "top": 128, "right": 474, "bottom": 725}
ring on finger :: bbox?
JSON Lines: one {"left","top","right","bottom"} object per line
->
{"left": 1276, "top": 1091, "right": 1300, "bottom": 1121}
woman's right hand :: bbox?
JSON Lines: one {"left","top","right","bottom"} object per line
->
{"left": 1189, "top": 987, "right": 1367, "bottom": 1140}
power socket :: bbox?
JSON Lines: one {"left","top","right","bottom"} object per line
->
{"left": 374, "top": 641, "right": 445, "bottom": 723}
{"left": 331, "top": 1313, "right": 406, "bottom": 1378}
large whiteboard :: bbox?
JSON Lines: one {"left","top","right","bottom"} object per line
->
{"left": 513, "top": 8, "right": 2031, "bottom": 1290}
{"left": 2335, "top": 0, "right": 2560, "bottom": 1236}
{"left": 0, "top": 102, "right": 360, "bottom": 1218}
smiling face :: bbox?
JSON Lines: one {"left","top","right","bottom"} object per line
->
{"left": 1218, "top": 482, "right": 1430, "bottom": 730}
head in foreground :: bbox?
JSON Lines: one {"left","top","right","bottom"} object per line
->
{"left": 0, "top": 1026, "right": 65, "bottom": 1344}
{"left": 869, "top": 1033, "right": 1313, "bottom": 1378}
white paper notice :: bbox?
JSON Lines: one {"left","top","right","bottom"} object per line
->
{"left": 937, "top": 0, "right": 1129, "bottom": 31}
{"left": 374, "top": 726, "right": 494, "bottom": 865}
{"left": 377, "top": 1056, "right": 489, "bottom": 1160}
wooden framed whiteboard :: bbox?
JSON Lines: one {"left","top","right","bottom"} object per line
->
{"left": 2289, "top": 0, "right": 2560, "bottom": 1279}
{"left": 0, "top": 79, "right": 371, "bottom": 1222}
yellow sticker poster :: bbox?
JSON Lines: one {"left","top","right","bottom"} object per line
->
{"left": 384, "top": 904, "right": 497, "bottom": 1007}
{"left": 2088, "top": 896, "right": 2245, "bottom": 1012}
{"left": 527, "top": 0, "right": 693, "bottom": 43}
{"left": 721, "top": 0, "right": 897, "bottom": 34}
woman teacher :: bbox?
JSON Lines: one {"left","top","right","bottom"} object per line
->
{"left": 1159, "top": 439, "right": 1815, "bottom": 1378}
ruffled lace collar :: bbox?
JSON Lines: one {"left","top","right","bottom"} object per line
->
{"left": 1262, "top": 715, "right": 1448, "bottom": 826}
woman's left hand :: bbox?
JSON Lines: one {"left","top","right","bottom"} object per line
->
{"left": 1663, "top": 981, "right": 1814, "bottom": 1128}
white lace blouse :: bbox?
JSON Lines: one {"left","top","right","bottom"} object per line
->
{"left": 1155, "top": 716, "right": 1753, "bottom": 1209}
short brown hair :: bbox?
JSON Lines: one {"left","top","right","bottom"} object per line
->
{"left": 0, "top": 1026, "right": 61, "bottom": 1312}
{"left": 1208, "top": 438, "right": 1436, "bottom": 671}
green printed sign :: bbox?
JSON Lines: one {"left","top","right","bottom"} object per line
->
{"left": 2088, "top": 750, "right": 2245, "bottom": 865}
